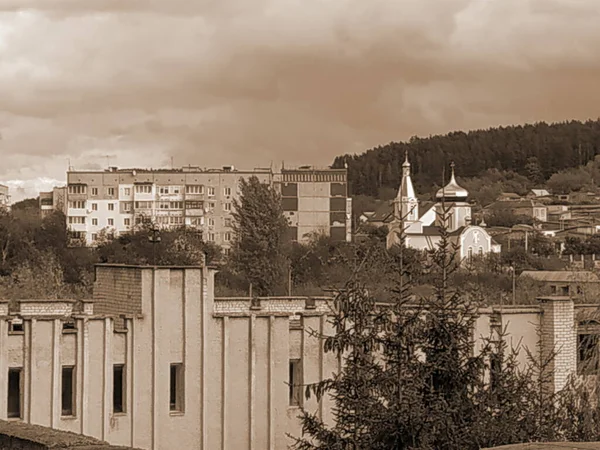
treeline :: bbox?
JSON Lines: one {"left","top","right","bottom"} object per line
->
{"left": 334, "top": 119, "right": 600, "bottom": 197}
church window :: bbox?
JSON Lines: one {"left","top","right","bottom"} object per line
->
{"left": 478, "top": 246, "right": 483, "bottom": 255}
{"left": 467, "top": 246, "right": 473, "bottom": 261}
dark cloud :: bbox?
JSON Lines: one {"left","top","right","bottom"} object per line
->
{"left": 0, "top": 0, "right": 599, "bottom": 201}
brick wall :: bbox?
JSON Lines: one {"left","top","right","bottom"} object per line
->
{"left": 214, "top": 296, "right": 331, "bottom": 316}
{"left": 539, "top": 296, "right": 577, "bottom": 393}
{"left": 19, "top": 301, "right": 74, "bottom": 317}
{"left": 93, "top": 266, "right": 143, "bottom": 317}
{"left": 0, "top": 420, "right": 139, "bottom": 449}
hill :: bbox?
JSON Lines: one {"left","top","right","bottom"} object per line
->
{"left": 333, "top": 120, "right": 600, "bottom": 197}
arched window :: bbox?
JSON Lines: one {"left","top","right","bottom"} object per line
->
{"left": 478, "top": 246, "right": 483, "bottom": 255}
{"left": 467, "top": 246, "right": 473, "bottom": 261}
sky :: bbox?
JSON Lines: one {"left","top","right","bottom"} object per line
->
{"left": 1, "top": 0, "right": 600, "bottom": 202}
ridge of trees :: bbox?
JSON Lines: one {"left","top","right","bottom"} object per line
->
{"left": 334, "top": 119, "right": 600, "bottom": 199}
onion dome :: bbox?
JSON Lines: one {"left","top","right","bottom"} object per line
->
{"left": 436, "top": 162, "right": 468, "bottom": 201}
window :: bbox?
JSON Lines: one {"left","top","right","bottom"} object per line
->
{"left": 92, "top": 218, "right": 98, "bottom": 226}
{"left": 169, "top": 216, "right": 184, "bottom": 225}
{"left": 107, "top": 187, "right": 115, "bottom": 197}
{"left": 224, "top": 218, "right": 232, "bottom": 228}
{"left": 223, "top": 248, "right": 230, "bottom": 256}
{"left": 124, "top": 218, "right": 131, "bottom": 226}
{"left": 467, "top": 246, "right": 473, "bottom": 261}
{"left": 224, "top": 187, "right": 231, "bottom": 197}
{"left": 208, "top": 233, "right": 215, "bottom": 242}
{"left": 289, "top": 359, "right": 303, "bottom": 406}
{"left": 91, "top": 233, "right": 97, "bottom": 242}
{"left": 170, "top": 364, "right": 184, "bottom": 413}
{"left": 185, "top": 201, "right": 203, "bottom": 209}
{"left": 159, "top": 186, "right": 169, "bottom": 194}
{"left": 108, "top": 218, "right": 114, "bottom": 226}
{"left": 208, "top": 202, "right": 215, "bottom": 211}
{"left": 122, "top": 202, "right": 132, "bottom": 212}
{"left": 9, "top": 321, "right": 23, "bottom": 334}
{"left": 208, "top": 218, "right": 215, "bottom": 227}
{"left": 550, "top": 285, "right": 557, "bottom": 294}
{"left": 186, "top": 185, "right": 203, "bottom": 194}
{"left": 561, "top": 285, "right": 569, "bottom": 296}
{"left": 68, "top": 216, "right": 86, "bottom": 224}
{"left": 207, "top": 187, "right": 215, "bottom": 197}
{"left": 92, "top": 203, "right": 98, "bottom": 211}
{"left": 134, "top": 201, "right": 152, "bottom": 209}
{"left": 91, "top": 187, "right": 98, "bottom": 196}
{"left": 190, "top": 217, "right": 204, "bottom": 226}
{"left": 224, "top": 203, "right": 231, "bottom": 212}
{"left": 478, "top": 246, "right": 483, "bottom": 255}
{"left": 173, "top": 187, "right": 180, "bottom": 194}
{"left": 62, "top": 321, "right": 76, "bottom": 332}
{"left": 7, "top": 368, "right": 22, "bottom": 419}
{"left": 135, "top": 185, "right": 152, "bottom": 194}
{"left": 68, "top": 201, "right": 85, "bottom": 209}
{"left": 61, "top": 366, "right": 75, "bottom": 416}
{"left": 108, "top": 203, "right": 115, "bottom": 211}
{"left": 113, "top": 365, "right": 125, "bottom": 413}
{"left": 170, "top": 201, "right": 183, "bottom": 209}
{"left": 68, "top": 185, "right": 86, "bottom": 194}
{"left": 124, "top": 188, "right": 131, "bottom": 196}
{"left": 159, "top": 202, "right": 169, "bottom": 209}
{"left": 224, "top": 232, "right": 231, "bottom": 242}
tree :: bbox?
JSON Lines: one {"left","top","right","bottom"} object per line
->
{"left": 547, "top": 167, "right": 593, "bottom": 194}
{"left": 525, "top": 157, "right": 544, "bottom": 185}
{"left": 291, "top": 206, "right": 596, "bottom": 449}
{"left": 229, "top": 176, "right": 289, "bottom": 296}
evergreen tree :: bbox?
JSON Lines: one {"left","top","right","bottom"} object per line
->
{"left": 291, "top": 205, "right": 589, "bottom": 449}
{"left": 229, "top": 176, "right": 289, "bottom": 296}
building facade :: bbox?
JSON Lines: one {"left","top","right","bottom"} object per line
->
{"left": 386, "top": 156, "right": 501, "bottom": 259}
{"left": 40, "top": 187, "right": 67, "bottom": 218}
{"left": 0, "top": 264, "right": 593, "bottom": 450}
{"left": 274, "top": 167, "right": 352, "bottom": 242}
{"left": 63, "top": 166, "right": 351, "bottom": 247}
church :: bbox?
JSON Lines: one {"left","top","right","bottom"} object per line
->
{"left": 386, "top": 155, "right": 501, "bottom": 260}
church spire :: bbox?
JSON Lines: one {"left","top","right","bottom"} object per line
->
{"left": 394, "top": 151, "right": 418, "bottom": 222}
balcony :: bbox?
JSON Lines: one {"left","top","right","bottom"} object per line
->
{"left": 185, "top": 208, "right": 205, "bottom": 217}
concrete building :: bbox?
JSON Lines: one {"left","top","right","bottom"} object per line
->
{"left": 0, "top": 263, "right": 595, "bottom": 449}
{"left": 40, "top": 187, "right": 67, "bottom": 218}
{"left": 274, "top": 166, "right": 352, "bottom": 242}
{"left": 64, "top": 165, "right": 351, "bottom": 248}
{"left": 386, "top": 156, "right": 501, "bottom": 260}
{"left": 0, "top": 184, "right": 10, "bottom": 209}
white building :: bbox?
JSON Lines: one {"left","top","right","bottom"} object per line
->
{"left": 386, "top": 155, "right": 501, "bottom": 260}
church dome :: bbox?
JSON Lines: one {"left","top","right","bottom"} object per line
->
{"left": 436, "top": 162, "right": 469, "bottom": 200}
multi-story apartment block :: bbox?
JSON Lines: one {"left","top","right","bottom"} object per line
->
{"left": 0, "top": 184, "right": 10, "bottom": 210}
{"left": 39, "top": 186, "right": 67, "bottom": 218}
{"left": 274, "top": 166, "right": 352, "bottom": 242}
{"left": 63, "top": 165, "right": 352, "bottom": 248}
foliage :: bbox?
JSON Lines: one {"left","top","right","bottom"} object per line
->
{"left": 334, "top": 120, "right": 600, "bottom": 197}
{"left": 563, "top": 235, "right": 600, "bottom": 255}
{"left": 96, "top": 224, "right": 221, "bottom": 266}
{"left": 546, "top": 167, "right": 594, "bottom": 195}
{"left": 229, "top": 176, "right": 289, "bottom": 296}
{"left": 291, "top": 209, "right": 563, "bottom": 449}
{"left": 485, "top": 210, "right": 535, "bottom": 227}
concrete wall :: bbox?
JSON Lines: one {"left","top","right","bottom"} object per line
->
{"left": 0, "top": 264, "right": 585, "bottom": 450}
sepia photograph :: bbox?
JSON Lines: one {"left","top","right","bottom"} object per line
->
{"left": 0, "top": 0, "right": 600, "bottom": 449}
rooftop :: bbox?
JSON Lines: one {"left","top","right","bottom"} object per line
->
{"left": 520, "top": 270, "right": 600, "bottom": 283}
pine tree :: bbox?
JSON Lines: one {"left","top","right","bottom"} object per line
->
{"left": 291, "top": 205, "right": 575, "bottom": 449}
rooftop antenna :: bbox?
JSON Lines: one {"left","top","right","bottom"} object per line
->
{"left": 282, "top": 160, "right": 285, "bottom": 170}
{"left": 106, "top": 155, "right": 110, "bottom": 169}
{"left": 171, "top": 156, "right": 174, "bottom": 169}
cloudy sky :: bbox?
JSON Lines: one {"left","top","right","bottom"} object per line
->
{"left": 0, "top": 0, "right": 599, "bottom": 201}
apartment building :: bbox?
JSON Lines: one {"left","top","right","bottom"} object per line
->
{"left": 40, "top": 186, "right": 67, "bottom": 218}
{"left": 63, "top": 165, "right": 352, "bottom": 247}
{"left": 274, "top": 166, "right": 352, "bottom": 242}
{"left": 0, "top": 184, "right": 10, "bottom": 210}
{"left": 65, "top": 166, "right": 272, "bottom": 247}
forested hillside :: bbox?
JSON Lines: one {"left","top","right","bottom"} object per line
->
{"left": 333, "top": 120, "right": 600, "bottom": 197}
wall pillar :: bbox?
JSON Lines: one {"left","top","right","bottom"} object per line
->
{"left": 538, "top": 296, "right": 576, "bottom": 393}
